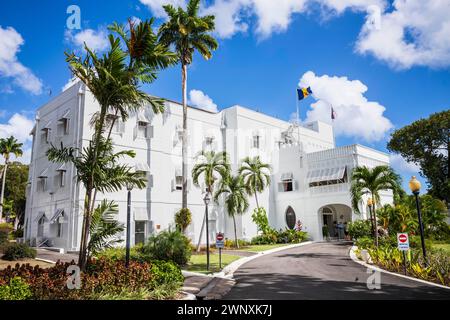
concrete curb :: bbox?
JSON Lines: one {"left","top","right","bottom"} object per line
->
{"left": 349, "top": 245, "right": 450, "bottom": 290}
{"left": 179, "top": 291, "right": 197, "bottom": 300}
{"left": 35, "top": 258, "right": 57, "bottom": 264}
{"left": 222, "top": 241, "right": 314, "bottom": 278}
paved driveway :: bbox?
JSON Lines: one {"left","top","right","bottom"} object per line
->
{"left": 225, "top": 242, "right": 450, "bottom": 300}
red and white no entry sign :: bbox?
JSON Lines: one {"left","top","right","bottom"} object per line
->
{"left": 397, "top": 233, "right": 410, "bottom": 251}
{"left": 399, "top": 234, "right": 408, "bottom": 243}
{"left": 216, "top": 233, "right": 224, "bottom": 241}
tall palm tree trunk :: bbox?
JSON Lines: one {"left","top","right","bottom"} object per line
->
{"left": 182, "top": 63, "right": 188, "bottom": 209}
{"left": 196, "top": 213, "right": 206, "bottom": 252}
{"left": 254, "top": 193, "right": 260, "bottom": 210}
{"left": 233, "top": 216, "right": 239, "bottom": 249}
{"left": 373, "top": 202, "right": 379, "bottom": 247}
{"left": 0, "top": 161, "right": 8, "bottom": 222}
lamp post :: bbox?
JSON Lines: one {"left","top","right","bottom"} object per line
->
{"left": 409, "top": 176, "right": 427, "bottom": 262}
{"left": 203, "top": 192, "right": 211, "bottom": 271}
{"left": 367, "top": 197, "right": 375, "bottom": 242}
{"left": 125, "top": 182, "right": 133, "bottom": 268}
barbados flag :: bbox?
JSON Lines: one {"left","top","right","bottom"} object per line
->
{"left": 297, "top": 87, "right": 312, "bottom": 101}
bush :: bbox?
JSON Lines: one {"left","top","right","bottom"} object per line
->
{"left": 0, "top": 277, "right": 32, "bottom": 300}
{"left": 251, "top": 229, "right": 308, "bottom": 245}
{"left": 348, "top": 220, "right": 372, "bottom": 240}
{"left": 175, "top": 208, "right": 192, "bottom": 233}
{"left": 0, "top": 223, "right": 13, "bottom": 246}
{"left": 11, "top": 228, "right": 24, "bottom": 239}
{"left": 142, "top": 230, "right": 192, "bottom": 266}
{"left": 355, "top": 237, "right": 374, "bottom": 249}
{"left": 2, "top": 243, "right": 36, "bottom": 261}
{"left": 0, "top": 258, "right": 183, "bottom": 300}
{"left": 96, "top": 244, "right": 149, "bottom": 263}
{"left": 251, "top": 208, "right": 271, "bottom": 234}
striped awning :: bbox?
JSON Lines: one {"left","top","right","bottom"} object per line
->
{"left": 60, "top": 109, "right": 71, "bottom": 119}
{"left": 307, "top": 167, "right": 346, "bottom": 184}
{"left": 41, "top": 121, "right": 52, "bottom": 131}
{"left": 38, "top": 168, "right": 49, "bottom": 178}
{"left": 56, "top": 163, "right": 67, "bottom": 171}
{"left": 281, "top": 172, "right": 293, "bottom": 181}
{"left": 50, "top": 209, "right": 64, "bottom": 224}
{"left": 34, "top": 212, "right": 47, "bottom": 222}
{"left": 137, "top": 112, "right": 150, "bottom": 123}
{"left": 135, "top": 162, "right": 151, "bottom": 172}
{"left": 134, "top": 208, "right": 148, "bottom": 221}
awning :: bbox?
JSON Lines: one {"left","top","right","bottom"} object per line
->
{"left": 134, "top": 208, "right": 149, "bottom": 221}
{"left": 137, "top": 112, "right": 150, "bottom": 123}
{"left": 56, "top": 163, "right": 67, "bottom": 171}
{"left": 34, "top": 212, "right": 47, "bottom": 222}
{"left": 30, "top": 124, "right": 36, "bottom": 136}
{"left": 60, "top": 109, "right": 71, "bottom": 120}
{"left": 38, "top": 168, "right": 49, "bottom": 178}
{"left": 41, "top": 121, "right": 52, "bottom": 131}
{"left": 281, "top": 172, "right": 293, "bottom": 181}
{"left": 135, "top": 162, "right": 151, "bottom": 172}
{"left": 50, "top": 209, "right": 64, "bottom": 224}
{"left": 175, "top": 167, "right": 182, "bottom": 177}
{"left": 307, "top": 167, "right": 346, "bottom": 184}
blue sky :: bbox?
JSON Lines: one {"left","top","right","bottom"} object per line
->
{"left": 0, "top": 0, "right": 449, "bottom": 192}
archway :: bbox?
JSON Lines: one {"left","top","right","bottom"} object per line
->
{"left": 318, "top": 204, "right": 352, "bottom": 239}
{"left": 285, "top": 206, "right": 296, "bottom": 230}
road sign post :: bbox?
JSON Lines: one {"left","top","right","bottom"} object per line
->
{"left": 216, "top": 233, "right": 225, "bottom": 270}
{"left": 397, "top": 233, "right": 410, "bottom": 275}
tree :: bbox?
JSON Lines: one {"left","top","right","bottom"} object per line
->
{"left": 388, "top": 110, "right": 450, "bottom": 203}
{"left": 192, "top": 150, "right": 230, "bottom": 251}
{"left": 0, "top": 136, "right": 23, "bottom": 222}
{"left": 350, "top": 165, "right": 401, "bottom": 247}
{"left": 239, "top": 156, "right": 271, "bottom": 210}
{"left": 59, "top": 19, "right": 175, "bottom": 270}
{"left": 214, "top": 175, "right": 249, "bottom": 248}
{"left": 87, "top": 200, "right": 124, "bottom": 259}
{"left": 1, "top": 162, "right": 28, "bottom": 229}
{"left": 175, "top": 208, "right": 192, "bottom": 234}
{"left": 158, "top": 0, "right": 218, "bottom": 210}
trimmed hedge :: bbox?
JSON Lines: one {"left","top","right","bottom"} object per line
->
{"left": 1, "top": 243, "right": 36, "bottom": 261}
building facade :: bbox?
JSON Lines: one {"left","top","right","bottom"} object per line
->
{"left": 24, "top": 82, "right": 393, "bottom": 252}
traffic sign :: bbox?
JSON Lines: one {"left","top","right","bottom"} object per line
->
{"left": 397, "top": 233, "right": 410, "bottom": 251}
{"left": 216, "top": 233, "right": 225, "bottom": 249}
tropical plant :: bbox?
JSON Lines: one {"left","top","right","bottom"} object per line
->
{"left": 158, "top": 0, "right": 218, "bottom": 210}
{"left": 239, "top": 156, "right": 271, "bottom": 209}
{"left": 214, "top": 175, "right": 249, "bottom": 248}
{"left": 58, "top": 19, "right": 175, "bottom": 270}
{"left": 0, "top": 223, "right": 12, "bottom": 246}
{"left": 87, "top": 200, "right": 124, "bottom": 259}
{"left": 192, "top": 150, "right": 230, "bottom": 250}
{"left": 0, "top": 136, "right": 23, "bottom": 222}
{"left": 347, "top": 220, "right": 372, "bottom": 240}
{"left": 387, "top": 110, "right": 450, "bottom": 202}
{"left": 174, "top": 208, "right": 192, "bottom": 234}
{"left": 0, "top": 277, "right": 32, "bottom": 300}
{"left": 350, "top": 165, "right": 401, "bottom": 246}
{"left": 142, "top": 230, "right": 192, "bottom": 266}
{"left": 251, "top": 207, "right": 271, "bottom": 234}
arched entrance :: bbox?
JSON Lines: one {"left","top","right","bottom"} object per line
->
{"left": 285, "top": 206, "right": 296, "bottom": 230}
{"left": 319, "top": 204, "right": 352, "bottom": 239}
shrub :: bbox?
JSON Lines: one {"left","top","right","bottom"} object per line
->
{"left": 251, "top": 208, "right": 271, "bottom": 234}
{"left": 2, "top": 243, "right": 36, "bottom": 261}
{"left": 348, "top": 220, "right": 372, "bottom": 240}
{"left": 11, "top": 228, "right": 23, "bottom": 239}
{"left": 0, "top": 223, "right": 13, "bottom": 246}
{"left": 150, "top": 260, "right": 184, "bottom": 287}
{"left": 355, "top": 237, "right": 374, "bottom": 250}
{"left": 251, "top": 229, "right": 308, "bottom": 245}
{"left": 0, "top": 277, "right": 32, "bottom": 300}
{"left": 96, "top": 244, "right": 149, "bottom": 263}
{"left": 175, "top": 208, "right": 192, "bottom": 233}
{"left": 142, "top": 230, "right": 192, "bottom": 266}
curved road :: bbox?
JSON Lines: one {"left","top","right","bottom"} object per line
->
{"left": 225, "top": 242, "right": 450, "bottom": 300}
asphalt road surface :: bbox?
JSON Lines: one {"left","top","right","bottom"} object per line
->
{"left": 225, "top": 242, "right": 450, "bottom": 300}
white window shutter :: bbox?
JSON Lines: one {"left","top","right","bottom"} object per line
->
{"left": 187, "top": 179, "right": 191, "bottom": 192}
{"left": 148, "top": 174, "right": 154, "bottom": 188}
{"left": 133, "top": 125, "right": 138, "bottom": 140}
{"left": 293, "top": 180, "right": 299, "bottom": 191}
{"left": 278, "top": 182, "right": 284, "bottom": 193}
{"left": 147, "top": 125, "right": 154, "bottom": 139}
{"left": 171, "top": 179, "right": 175, "bottom": 192}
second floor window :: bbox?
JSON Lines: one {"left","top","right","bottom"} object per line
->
{"left": 137, "top": 121, "right": 149, "bottom": 138}
{"left": 175, "top": 176, "right": 183, "bottom": 191}
{"left": 253, "top": 135, "right": 260, "bottom": 149}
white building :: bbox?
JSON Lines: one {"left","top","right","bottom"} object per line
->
{"left": 24, "top": 82, "right": 393, "bottom": 252}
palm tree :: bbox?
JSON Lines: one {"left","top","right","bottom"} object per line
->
{"left": 158, "top": 0, "right": 218, "bottom": 209}
{"left": 239, "top": 156, "right": 271, "bottom": 210}
{"left": 0, "top": 136, "right": 23, "bottom": 222}
{"left": 87, "top": 200, "right": 124, "bottom": 260}
{"left": 62, "top": 20, "right": 175, "bottom": 269}
{"left": 192, "top": 151, "right": 230, "bottom": 251}
{"left": 350, "top": 165, "right": 401, "bottom": 247}
{"left": 214, "top": 175, "right": 249, "bottom": 248}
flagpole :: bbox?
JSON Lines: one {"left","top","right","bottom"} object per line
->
{"left": 296, "top": 88, "right": 301, "bottom": 149}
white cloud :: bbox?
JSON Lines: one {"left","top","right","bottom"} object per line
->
{"left": 299, "top": 71, "right": 393, "bottom": 142}
{"left": 389, "top": 153, "right": 420, "bottom": 174}
{"left": 0, "top": 26, "right": 43, "bottom": 95}
{"left": 189, "top": 89, "right": 219, "bottom": 112}
{"left": 139, "top": 0, "right": 186, "bottom": 17}
{"left": 356, "top": 0, "right": 450, "bottom": 69}
{"left": 0, "top": 113, "right": 34, "bottom": 143}
{"left": 65, "top": 28, "right": 109, "bottom": 52}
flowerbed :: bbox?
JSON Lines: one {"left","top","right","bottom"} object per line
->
{"left": 0, "top": 258, "right": 183, "bottom": 300}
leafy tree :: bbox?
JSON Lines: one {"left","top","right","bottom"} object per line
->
{"left": 350, "top": 165, "right": 401, "bottom": 247}
{"left": 387, "top": 110, "right": 450, "bottom": 203}
{"left": 56, "top": 19, "right": 175, "bottom": 270}
{"left": 87, "top": 200, "right": 124, "bottom": 259}
{"left": 1, "top": 162, "right": 28, "bottom": 229}
{"left": 158, "top": 0, "right": 218, "bottom": 209}
{"left": 251, "top": 207, "right": 271, "bottom": 234}
{"left": 214, "top": 175, "right": 249, "bottom": 248}
{"left": 0, "top": 136, "right": 23, "bottom": 222}
{"left": 192, "top": 150, "right": 230, "bottom": 250}
{"left": 239, "top": 156, "right": 271, "bottom": 210}
{"left": 175, "top": 208, "right": 192, "bottom": 234}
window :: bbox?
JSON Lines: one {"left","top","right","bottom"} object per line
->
{"left": 282, "top": 179, "right": 293, "bottom": 192}
{"left": 37, "top": 216, "right": 45, "bottom": 237}
{"left": 38, "top": 178, "right": 47, "bottom": 192}
{"left": 137, "top": 121, "right": 148, "bottom": 138}
{"left": 253, "top": 135, "right": 260, "bottom": 149}
{"left": 285, "top": 206, "right": 296, "bottom": 230}
{"left": 175, "top": 176, "right": 183, "bottom": 191}
{"left": 42, "top": 129, "right": 51, "bottom": 144}
{"left": 204, "top": 136, "right": 215, "bottom": 150}
{"left": 57, "top": 212, "right": 64, "bottom": 237}
{"left": 106, "top": 114, "right": 123, "bottom": 134}
{"left": 135, "top": 221, "right": 146, "bottom": 245}
{"left": 59, "top": 170, "right": 66, "bottom": 187}
{"left": 58, "top": 118, "right": 70, "bottom": 135}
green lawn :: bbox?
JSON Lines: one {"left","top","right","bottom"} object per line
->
{"left": 236, "top": 244, "right": 290, "bottom": 252}
{"left": 186, "top": 253, "right": 241, "bottom": 274}
{"left": 432, "top": 243, "right": 450, "bottom": 256}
